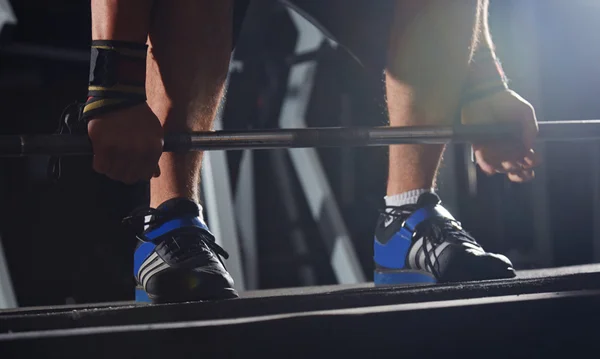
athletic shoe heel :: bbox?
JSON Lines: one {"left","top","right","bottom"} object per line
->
{"left": 135, "top": 286, "right": 151, "bottom": 303}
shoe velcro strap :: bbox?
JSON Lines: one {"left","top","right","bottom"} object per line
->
{"left": 145, "top": 216, "right": 212, "bottom": 243}
{"left": 397, "top": 205, "right": 456, "bottom": 242}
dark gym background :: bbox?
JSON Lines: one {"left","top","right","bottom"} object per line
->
{"left": 1, "top": 0, "right": 599, "bottom": 306}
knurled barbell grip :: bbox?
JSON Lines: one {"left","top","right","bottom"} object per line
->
{"left": 2, "top": 121, "right": 600, "bottom": 156}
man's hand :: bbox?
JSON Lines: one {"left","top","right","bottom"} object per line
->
{"left": 87, "top": 102, "right": 164, "bottom": 184}
{"left": 462, "top": 89, "right": 541, "bottom": 183}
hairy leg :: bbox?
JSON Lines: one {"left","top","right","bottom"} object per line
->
{"left": 146, "top": 0, "right": 233, "bottom": 207}
{"left": 385, "top": 0, "right": 483, "bottom": 195}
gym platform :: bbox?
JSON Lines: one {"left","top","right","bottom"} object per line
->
{"left": 1, "top": 264, "right": 599, "bottom": 358}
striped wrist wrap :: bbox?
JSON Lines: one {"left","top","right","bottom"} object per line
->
{"left": 81, "top": 40, "right": 148, "bottom": 121}
{"left": 461, "top": 50, "right": 509, "bottom": 106}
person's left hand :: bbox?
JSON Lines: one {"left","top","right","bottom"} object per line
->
{"left": 461, "top": 89, "right": 541, "bottom": 183}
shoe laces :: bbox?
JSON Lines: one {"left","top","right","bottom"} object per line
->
{"left": 122, "top": 207, "right": 230, "bottom": 260}
{"left": 381, "top": 205, "right": 478, "bottom": 277}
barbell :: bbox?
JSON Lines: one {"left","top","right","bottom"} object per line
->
{"left": 1, "top": 120, "right": 599, "bottom": 157}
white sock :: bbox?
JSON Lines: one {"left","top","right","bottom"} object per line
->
{"left": 385, "top": 188, "right": 434, "bottom": 207}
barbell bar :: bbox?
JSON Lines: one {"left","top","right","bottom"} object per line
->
{"left": 0, "top": 120, "right": 599, "bottom": 157}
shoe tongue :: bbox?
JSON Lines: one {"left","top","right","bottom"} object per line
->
{"left": 155, "top": 198, "right": 200, "bottom": 218}
{"left": 416, "top": 192, "right": 441, "bottom": 207}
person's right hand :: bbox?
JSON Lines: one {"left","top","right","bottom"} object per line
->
{"left": 87, "top": 102, "right": 164, "bottom": 184}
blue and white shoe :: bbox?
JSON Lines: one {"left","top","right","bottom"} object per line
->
{"left": 126, "top": 198, "right": 238, "bottom": 303}
{"left": 374, "top": 192, "right": 516, "bottom": 286}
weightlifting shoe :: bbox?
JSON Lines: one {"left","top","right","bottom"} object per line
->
{"left": 374, "top": 192, "right": 516, "bottom": 285}
{"left": 127, "top": 198, "right": 238, "bottom": 303}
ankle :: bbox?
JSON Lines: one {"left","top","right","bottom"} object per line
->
{"left": 152, "top": 197, "right": 206, "bottom": 223}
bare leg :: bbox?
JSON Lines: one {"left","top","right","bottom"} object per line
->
{"left": 146, "top": 0, "right": 233, "bottom": 208}
{"left": 373, "top": 1, "right": 516, "bottom": 285}
{"left": 385, "top": 0, "right": 483, "bottom": 195}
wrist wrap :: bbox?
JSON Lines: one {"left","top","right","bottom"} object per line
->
{"left": 461, "top": 50, "right": 509, "bottom": 106}
{"left": 81, "top": 40, "right": 148, "bottom": 121}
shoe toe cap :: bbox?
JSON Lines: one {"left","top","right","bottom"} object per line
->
{"left": 145, "top": 267, "right": 237, "bottom": 302}
{"left": 438, "top": 248, "right": 516, "bottom": 282}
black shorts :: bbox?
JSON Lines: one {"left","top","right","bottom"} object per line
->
{"left": 233, "top": 0, "right": 397, "bottom": 72}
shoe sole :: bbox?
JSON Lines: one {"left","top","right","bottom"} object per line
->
{"left": 374, "top": 269, "right": 437, "bottom": 286}
{"left": 135, "top": 286, "right": 239, "bottom": 304}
